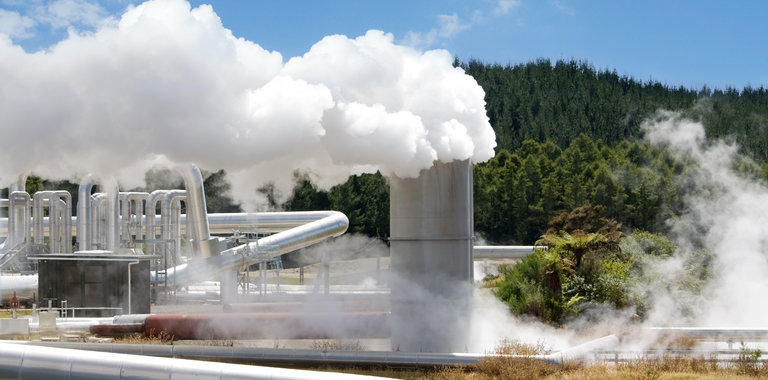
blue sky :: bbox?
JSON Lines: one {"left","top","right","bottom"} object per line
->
{"left": 1, "top": 0, "right": 766, "bottom": 90}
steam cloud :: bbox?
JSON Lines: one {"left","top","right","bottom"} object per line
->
{"left": 469, "top": 113, "right": 768, "bottom": 353}
{"left": 0, "top": 0, "right": 495, "bottom": 208}
{"left": 642, "top": 111, "right": 768, "bottom": 328}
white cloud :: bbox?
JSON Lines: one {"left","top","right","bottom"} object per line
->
{"left": 32, "top": 0, "right": 108, "bottom": 29}
{"left": 403, "top": 0, "right": 521, "bottom": 49}
{"left": 493, "top": 0, "right": 521, "bottom": 15}
{"left": 402, "top": 12, "right": 470, "bottom": 49}
{"left": 0, "top": 9, "right": 36, "bottom": 38}
{"left": 553, "top": 0, "right": 575, "bottom": 16}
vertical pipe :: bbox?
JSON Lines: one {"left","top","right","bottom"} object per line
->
{"left": 77, "top": 176, "right": 95, "bottom": 251}
{"left": 145, "top": 190, "right": 169, "bottom": 256}
{"left": 120, "top": 193, "right": 131, "bottom": 247}
{"left": 9, "top": 173, "right": 27, "bottom": 193}
{"left": 161, "top": 191, "right": 186, "bottom": 266}
{"left": 7, "top": 192, "right": 31, "bottom": 249}
{"left": 103, "top": 180, "right": 119, "bottom": 251}
{"left": 32, "top": 193, "right": 45, "bottom": 247}
{"left": 50, "top": 191, "right": 72, "bottom": 253}
{"left": 90, "top": 194, "right": 106, "bottom": 250}
{"left": 127, "top": 193, "right": 148, "bottom": 242}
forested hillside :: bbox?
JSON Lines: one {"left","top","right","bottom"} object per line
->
{"left": 285, "top": 59, "right": 768, "bottom": 244}
{"left": 461, "top": 58, "right": 768, "bottom": 160}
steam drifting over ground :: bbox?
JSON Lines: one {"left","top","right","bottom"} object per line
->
{"left": 0, "top": 0, "right": 495, "bottom": 208}
{"left": 642, "top": 111, "right": 768, "bottom": 328}
{"left": 469, "top": 112, "right": 768, "bottom": 352}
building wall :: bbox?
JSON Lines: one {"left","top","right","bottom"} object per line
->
{"left": 38, "top": 259, "right": 150, "bottom": 316}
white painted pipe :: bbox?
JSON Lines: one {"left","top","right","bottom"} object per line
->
{"left": 156, "top": 211, "right": 349, "bottom": 286}
{"left": 76, "top": 175, "right": 95, "bottom": 251}
{"left": 144, "top": 189, "right": 171, "bottom": 256}
{"left": 0, "top": 341, "right": 388, "bottom": 380}
{"left": 120, "top": 192, "right": 149, "bottom": 246}
{"left": 7, "top": 336, "right": 618, "bottom": 368}
{"left": 175, "top": 164, "right": 219, "bottom": 259}
{"left": 104, "top": 180, "right": 120, "bottom": 251}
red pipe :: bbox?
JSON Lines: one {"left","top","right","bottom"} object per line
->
{"left": 90, "top": 323, "right": 145, "bottom": 337}
{"left": 143, "top": 312, "right": 390, "bottom": 340}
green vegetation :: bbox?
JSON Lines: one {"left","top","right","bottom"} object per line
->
{"left": 473, "top": 136, "right": 690, "bottom": 244}
{"left": 490, "top": 210, "right": 714, "bottom": 325}
{"left": 461, "top": 58, "right": 768, "bottom": 162}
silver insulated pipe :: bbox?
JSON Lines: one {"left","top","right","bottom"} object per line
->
{"left": 175, "top": 163, "right": 219, "bottom": 258}
{"left": 76, "top": 175, "right": 95, "bottom": 251}
{"left": 155, "top": 211, "right": 349, "bottom": 286}
{"left": 0, "top": 341, "right": 386, "bottom": 380}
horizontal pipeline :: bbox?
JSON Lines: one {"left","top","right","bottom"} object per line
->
{"left": 0, "top": 211, "right": 353, "bottom": 236}
{"left": 0, "top": 341, "right": 388, "bottom": 380}
{"left": 92, "top": 312, "right": 391, "bottom": 340}
{"left": 9, "top": 334, "right": 619, "bottom": 368}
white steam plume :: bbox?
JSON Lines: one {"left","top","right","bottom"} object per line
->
{"left": 642, "top": 111, "right": 768, "bottom": 328}
{"left": 0, "top": 0, "right": 495, "bottom": 207}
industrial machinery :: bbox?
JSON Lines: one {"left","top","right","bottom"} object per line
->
{"left": 0, "top": 164, "right": 349, "bottom": 315}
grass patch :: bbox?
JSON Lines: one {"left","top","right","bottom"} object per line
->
{"left": 0, "top": 309, "right": 33, "bottom": 318}
{"left": 113, "top": 331, "right": 174, "bottom": 345}
{"left": 311, "top": 339, "right": 365, "bottom": 351}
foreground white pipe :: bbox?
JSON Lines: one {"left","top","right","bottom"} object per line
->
{"left": 0, "top": 342, "right": 388, "bottom": 380}
{"left": 8, "top": 336, "right": 619, "bottom": 368}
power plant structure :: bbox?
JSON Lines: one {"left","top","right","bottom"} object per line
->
{"left": 0, "top": 161, "right": 487, "bottom": 350}
{"left": 5, "top": 160, "right": 743, "bottom": 379}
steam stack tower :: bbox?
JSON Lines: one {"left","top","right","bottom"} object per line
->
{"left": 389, "top": 159, "right": 474, "bottom": 352}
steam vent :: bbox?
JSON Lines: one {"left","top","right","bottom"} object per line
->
{"left": 389, "top": 159, "right": 474, "bottom": 352}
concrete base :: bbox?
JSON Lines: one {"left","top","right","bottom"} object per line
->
{"left": 39, "top": 311, "right": 57, "bottom": 332}
{"left": 0, "top": 318, "right": 29, "bottom": 337}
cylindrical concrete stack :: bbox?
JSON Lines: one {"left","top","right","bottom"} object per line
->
{"left": 389, "top": 159, "right": 474, "bottom": 352}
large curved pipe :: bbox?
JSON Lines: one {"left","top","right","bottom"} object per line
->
{"left": 1, "top": 192, "right": 31, "bottom": 256}
{"left": 77, "top": 177, "right": 119, "bottom": 251}
{"left": 157, "top": 211, "right": 349, "bottom": 285}
{"left": 0, "top": 341, "right": 386, "bottom": 380}
{"left": 161, "top": 190, "right": 186, "bottom": 266}
{"left": 32, "top": 191, "right": 72, "bottom": 253}
{"left": 120, "top": 192, "right": 149, "bottom": 246}
{"left": 144, "top": 189, "right": 170, "bottom": 256}
{"left": 175, "top": 164, "right": 219, "bottom": 258}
